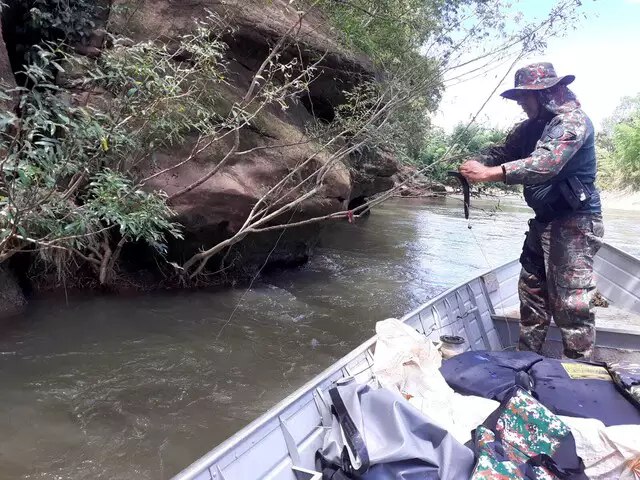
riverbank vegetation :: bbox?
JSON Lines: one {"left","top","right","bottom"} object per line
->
{"left": 417, "top": 123, "right": 505, "bottom": 180}
{"left": 417, "top": 96, "right": 640, "bottom": 195}
{"left": 597, "top": 94, "right": 640, "bottom": 191}
{"left": 0, "top": 0, "right": 584, "bottom": 290}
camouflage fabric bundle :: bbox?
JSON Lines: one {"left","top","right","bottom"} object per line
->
{"left": 608, "top": 362, "right": 640, "bottom": 409}
{"left": 471, "top": 387, "right": 587, "bottom": 479}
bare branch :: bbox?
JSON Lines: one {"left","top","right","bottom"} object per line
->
{"left": 167, "top": 129, "right": 241, "bottom": 202}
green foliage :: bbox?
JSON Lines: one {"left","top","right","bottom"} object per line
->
{"left": 597, "top": 94, "right": 640, "bottom": 191}
{"left": 417, "top": 123, "right": 506, "bottom": 182}
{"left": 0, "top": 42, "right": 182, "bottom": 281}
{"left": 384, "top": 94, "right": 436, "bottom": 162}
{"left": 600, "top": 94, "right": 640, "bottom": 137}
{"left": 85, "top": 170, "right": 182, "bottom": 253}
{"left": 82, "top": 13, "right": 229, "bottom": 155}
{"left": 29, "top": 0, "right": 101, "bottom": 42}
{"left": 318, "top": 0, "right": 482, "bottom": 66}
{"left": 613, "top": 118, "right": 640, "bottom": 180}
{"left": 315, "top": 0, "right": 475, "bottom": 161}
{"left": 315, "top": 0, "right": 515, "bottom": 166}
{"left": 11, "top": 48, "right": 112, "bottom": 173}
{"left": 3, "top": 0, "right": 102, "bottom": 76}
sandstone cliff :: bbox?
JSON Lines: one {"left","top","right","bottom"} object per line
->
{"left": 0, "top": 0, "right": 400, "bottom": 299}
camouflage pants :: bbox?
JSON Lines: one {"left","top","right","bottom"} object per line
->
{"left": 518, "top": 214, "right": 604, "bottom": 359}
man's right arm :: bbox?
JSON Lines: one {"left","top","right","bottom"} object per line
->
{"left": 477, "top": 122, "right": 527, "bottom": 167}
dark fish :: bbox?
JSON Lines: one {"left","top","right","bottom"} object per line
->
{"left": 447, "top": 171, "right": 470, "bottom": 220}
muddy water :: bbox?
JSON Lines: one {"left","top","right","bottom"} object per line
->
{"left": 1, "top": 197, "right": 639, "bottom": 479}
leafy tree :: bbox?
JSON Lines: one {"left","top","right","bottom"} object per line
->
{"left": 0, "top": 46, "right": 182, "bottom": 284}
{"left": 417, "top": 123, "right": 506, "bottom": 182}
{"left": 597, "top": 94, "right": 640, "bottom": 190}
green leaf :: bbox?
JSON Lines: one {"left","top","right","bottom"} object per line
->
{"left": 50, "top": 61, "right": 65, "bottom": 72}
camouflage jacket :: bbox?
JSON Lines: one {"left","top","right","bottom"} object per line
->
{"left": 481, "top": 85, "right": 601, "bottom": 218}
{"left": 480, "top": 110, "right": 554, "bottom": 172}
{"left": 481, "top": 85, "right": 592, "bottom": 185}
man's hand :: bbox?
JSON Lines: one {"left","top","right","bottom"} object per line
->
{"left": 459, "top": 160, "right": 504, "bottom": 183}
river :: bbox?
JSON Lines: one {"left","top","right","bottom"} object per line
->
{"left": 1, "top": 197, "right": 639, "bottom": 479}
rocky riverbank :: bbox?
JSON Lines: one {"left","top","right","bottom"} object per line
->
{"left": 0, "top": 0, "right": 403, "bottom": 313}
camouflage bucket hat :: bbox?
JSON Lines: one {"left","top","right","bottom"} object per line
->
{"left": 500, "top": 62, "right": 575, "bottom": 100}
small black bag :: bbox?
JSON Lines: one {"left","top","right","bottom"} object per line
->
{"left": 557, "top": 176, "right": 592, "bottom": 210}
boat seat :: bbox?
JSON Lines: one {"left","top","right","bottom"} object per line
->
{"left": 491, "top": 303, "right": 640, "bottom": 363}
{"left": 493, "top": 304, "right": 640, "bottom": 332}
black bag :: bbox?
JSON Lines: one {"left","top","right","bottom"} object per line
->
{"left": 557, "top": 176, "right": 592, "bottom": 210}
{"left": 439, "top": 350, "right": 543, "bottom": 401}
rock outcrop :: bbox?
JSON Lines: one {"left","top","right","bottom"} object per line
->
{"left": 1, "top": 0, "right": 400, "bottom": 289}
{"left": 0, "top": 23, "right": 16, "bottom": 110}
{"left": 0, "top": 20, "right": 21, "bottom": 317}
{"left": 392, "top": 164, "right": 447, "bottom": 197}
{"left": 105, "top": 0, "right": 399, "bottom": 270}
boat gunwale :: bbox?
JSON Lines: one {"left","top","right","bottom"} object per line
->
{"left": 172, "top": 242, "right": 639, "bottom": 480}
{"left": 172, "top": 257, "right": 519, "bottom": 479}
{"left": 598, "top": 242, "right": 640, "bottom": 265}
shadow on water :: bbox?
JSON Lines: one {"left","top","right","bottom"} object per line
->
{"left": 0, "top": 197, "right": 639, "bottom": 479}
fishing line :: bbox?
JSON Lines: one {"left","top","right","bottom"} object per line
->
{"left": 352, "top": 48, "right": 528, "bottom": 218}
{"left": 445, "top": 51, "right": 527, "bottom": 350}
{"left": 215, "top": 206, "right": 299, "bottom": 341}
{"left": 467, "top": 209, "right": 516, "bottom": 350}
{"left": 217, "top": 47, "right": 526, "bottom": 343}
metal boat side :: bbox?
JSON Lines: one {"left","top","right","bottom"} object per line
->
{"left": 172, "top": 259, "right": 514, "bottom": 480}
{"left": 172, "top": 242, "right": 640, "bottom": 480}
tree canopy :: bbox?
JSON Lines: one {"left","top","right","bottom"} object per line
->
{"left": 597, "top": 94, "right": 640, "bottom": 191}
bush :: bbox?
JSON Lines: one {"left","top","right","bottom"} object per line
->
{"left": 597, "top": 94, "right": 640, "bottom": 191}
{"left": 0, "top": 46, "right": 182, "bottom": 283}
{"left": 417, "top": 123, "right": 506, "bottom": 182}
{"left": 0, "top": 12, "right": 233, "bottom": 284}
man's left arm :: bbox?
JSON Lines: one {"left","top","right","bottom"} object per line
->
{"left": 502, "top": 112, "right": 589, "bottom": 185}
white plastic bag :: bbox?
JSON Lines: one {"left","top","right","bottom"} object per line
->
{"left": 373, "top": 318, "right": 498, "bottom": 444}
{"left": 373, "top": 318, "right": 640, "bottom": 477}
{"left": 561, "top": 416, "right": 640, "bottom": 480}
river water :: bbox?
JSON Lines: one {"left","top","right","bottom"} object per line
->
{"left": 1, "top": 197, "right": 639, "bottom": 479}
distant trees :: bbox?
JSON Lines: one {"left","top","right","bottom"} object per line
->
{"left": 597, "top": 94, "right": 640, "bottom": 191}
{"left": 415, "top": 123, "right": 508, "bottom": 184}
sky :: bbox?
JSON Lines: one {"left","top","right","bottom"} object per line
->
{"left": 434, "top": 0, "right": 640, "bottom": 131}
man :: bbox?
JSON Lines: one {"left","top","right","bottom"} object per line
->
{"left": 459, "top": 62, "right": 604, "bottom": 359}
